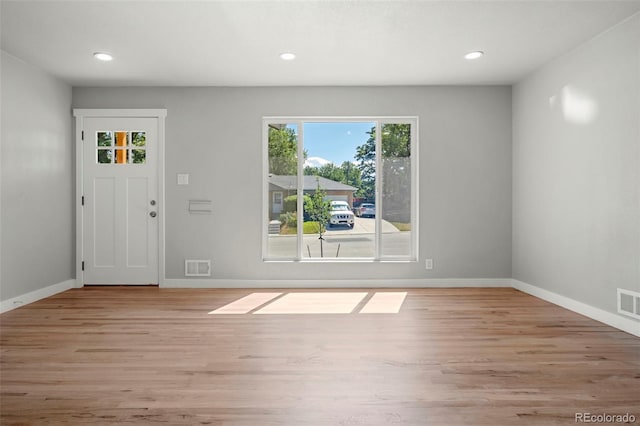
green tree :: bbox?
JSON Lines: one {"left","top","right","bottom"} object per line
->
{"left": 339, "top": 161, "right": 362, "bottom": 194}
{"left": 268, "top": 127, "right": 298, "bottom": 175}
{"left": 380, "top": 124, "right": 412, "bottom": 222}
{"left": 354, "top": 124, "right": 410, "bottom": 200}
{"left": 304, "top": 180, "right": 331, "bottom": 257}
{"left": 283, "top": 194, "right": 311, "bottom": 214}
{"left": 381, "top": 124, "right": 411, "bottom": 158}
{"left": 304, "top": 162, "right": 343, "bottom": 182}
{"left": 354, "top": 128, "right": 377, "bottom": 200}
{"left": 131, "top": 131, "right": 146, "bottom": 164}
{"left": 304, "top": 161, "right": 362, "bottom": 192}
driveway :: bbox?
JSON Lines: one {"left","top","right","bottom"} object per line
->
{"left": 326, "top": 217, "right": 399, "bottom": 235}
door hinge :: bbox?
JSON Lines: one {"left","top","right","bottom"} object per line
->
{"left": 81, "top": 261, "right": 85, "bottom": 271}
{"left": 81, "top": 130, "right": 84, "bottom": 141}
{"left": 81, "top": 196, "right": 84, "bottom": 206}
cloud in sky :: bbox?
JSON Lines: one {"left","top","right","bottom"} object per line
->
{"left": 304, "top": 156, "right": 332, "bottom": 168}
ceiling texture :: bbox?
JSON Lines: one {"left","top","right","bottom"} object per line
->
{"left": 2, "top": 0, "right": 639, "bottom": 87}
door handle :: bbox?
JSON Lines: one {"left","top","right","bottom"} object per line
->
{"left": 150, "top": 211, "right": 157, "bottom": 218}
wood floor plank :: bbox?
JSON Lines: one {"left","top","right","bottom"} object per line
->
{"left": 1, "top": 287, "right": 639, "bottom": 425}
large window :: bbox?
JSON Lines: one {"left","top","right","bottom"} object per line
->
{"left": 263, "top": 118, "right": 417, "bottom": 261}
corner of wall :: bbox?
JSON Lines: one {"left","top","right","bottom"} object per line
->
{"left": 0, "top": 279, "right": 76, "bottom": 314}
{"left": 512, "top": 279, "right": 640, "bottom": 337}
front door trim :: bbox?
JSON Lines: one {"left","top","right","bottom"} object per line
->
{"left": 73, "top": 109, "right": 167, "bottom": 288}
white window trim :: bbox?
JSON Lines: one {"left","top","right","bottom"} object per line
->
{"left": 263, "top": 116, "right": 418, "bottom": 262}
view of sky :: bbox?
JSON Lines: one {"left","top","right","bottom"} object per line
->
{"left": 289, "top": 122, "right": 374, "bottom": 168}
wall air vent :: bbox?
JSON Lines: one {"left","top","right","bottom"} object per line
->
{"left": 617, "top": 288, "right": 640, "bottom": 321}
{"left": 185, "top": 259, "right": 211, "bottom": 277}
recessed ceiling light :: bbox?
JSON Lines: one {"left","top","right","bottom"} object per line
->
{"left": 93, "top": 52, "right": 114, "bottom": 61}
{"left": 279, "top": 52, "right": 296, "bottom": 61}
{"left": 464, "top": 51, "right": 484, "bottom": 60}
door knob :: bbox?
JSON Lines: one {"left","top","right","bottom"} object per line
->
{"left": 150, "top": 211, "right": 157, "bottom": 218}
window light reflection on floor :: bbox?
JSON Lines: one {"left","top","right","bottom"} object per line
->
{"left": 359, "top": 292, "right": 407, "bottom": 314}
{"left": 208, "top": 292, "right": 407, "bottom": 315}
{"left": 208, "top": 292, "right": 282, "bottom": 314}
{"left": 254, "top": 292, "right": 367, "bottom": 314}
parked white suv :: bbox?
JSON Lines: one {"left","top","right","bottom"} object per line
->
{"left": 329, "top": 201, "right": 354, "bottom": 228}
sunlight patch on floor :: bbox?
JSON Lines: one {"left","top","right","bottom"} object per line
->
{"left": 254, "top": 292, "right": 368, "bottom": 314}
{"left": 359, "top": 292, "right": 407, "bottom": 314}
{"left": 208, "top": 292, "right": 282, "bottom": 314}
{"left": 209, "top": 291, "right": 408, "bottom": 315}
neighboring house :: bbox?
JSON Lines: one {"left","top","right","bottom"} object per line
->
{"left": 268, "top": 175, "right": 356, "bottom": 219}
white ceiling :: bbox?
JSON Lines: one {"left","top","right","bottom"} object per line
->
{"left": 2, "top": 0, "right": 639, "bottom": 87}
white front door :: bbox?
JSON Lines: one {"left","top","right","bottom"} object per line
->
{"left": 82, "top": 116, "right": 159, "bottom": 284}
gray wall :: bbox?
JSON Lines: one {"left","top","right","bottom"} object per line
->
{"left": 73, "top": 86, "right": 512, "bottom": 281}
{"left": 1, "top": 51, "right": 74, "bottom": 300}
{"left": 512, "top": 15, "right": 640, "bottom": 317}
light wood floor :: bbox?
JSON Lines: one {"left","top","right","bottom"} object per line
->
{"left": 1, "top": 287, "right": 638, "bottom": 425}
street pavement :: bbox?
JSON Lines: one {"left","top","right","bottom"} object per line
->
{"left": 267, "top": 217, "right": 411, "bottom": 258}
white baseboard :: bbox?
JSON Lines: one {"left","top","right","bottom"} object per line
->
{"left": 0, "top": 279, "right": 76, "bottom": 314}
{"left": 162, "top": 278, "right": 513, "bottom": 289}
{"left": 512, "top": 279, "right": 640, "bottom": 337}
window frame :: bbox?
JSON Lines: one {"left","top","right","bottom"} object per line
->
{"left": 263, "top": 116, "right": 418, "bottom": 262}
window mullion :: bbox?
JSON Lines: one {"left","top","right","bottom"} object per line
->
{"left": 411, "top": 121, "right": 417, "bottom": 260}
{"left": 296, "top": 122, "right": 304, "bottom": 260}
{"left": 375, "top": 121, "right": 382, "bottom": 260}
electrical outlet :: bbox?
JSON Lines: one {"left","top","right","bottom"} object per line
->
{"left": 425, "top": 259, "right": 433, "bottom": 270}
